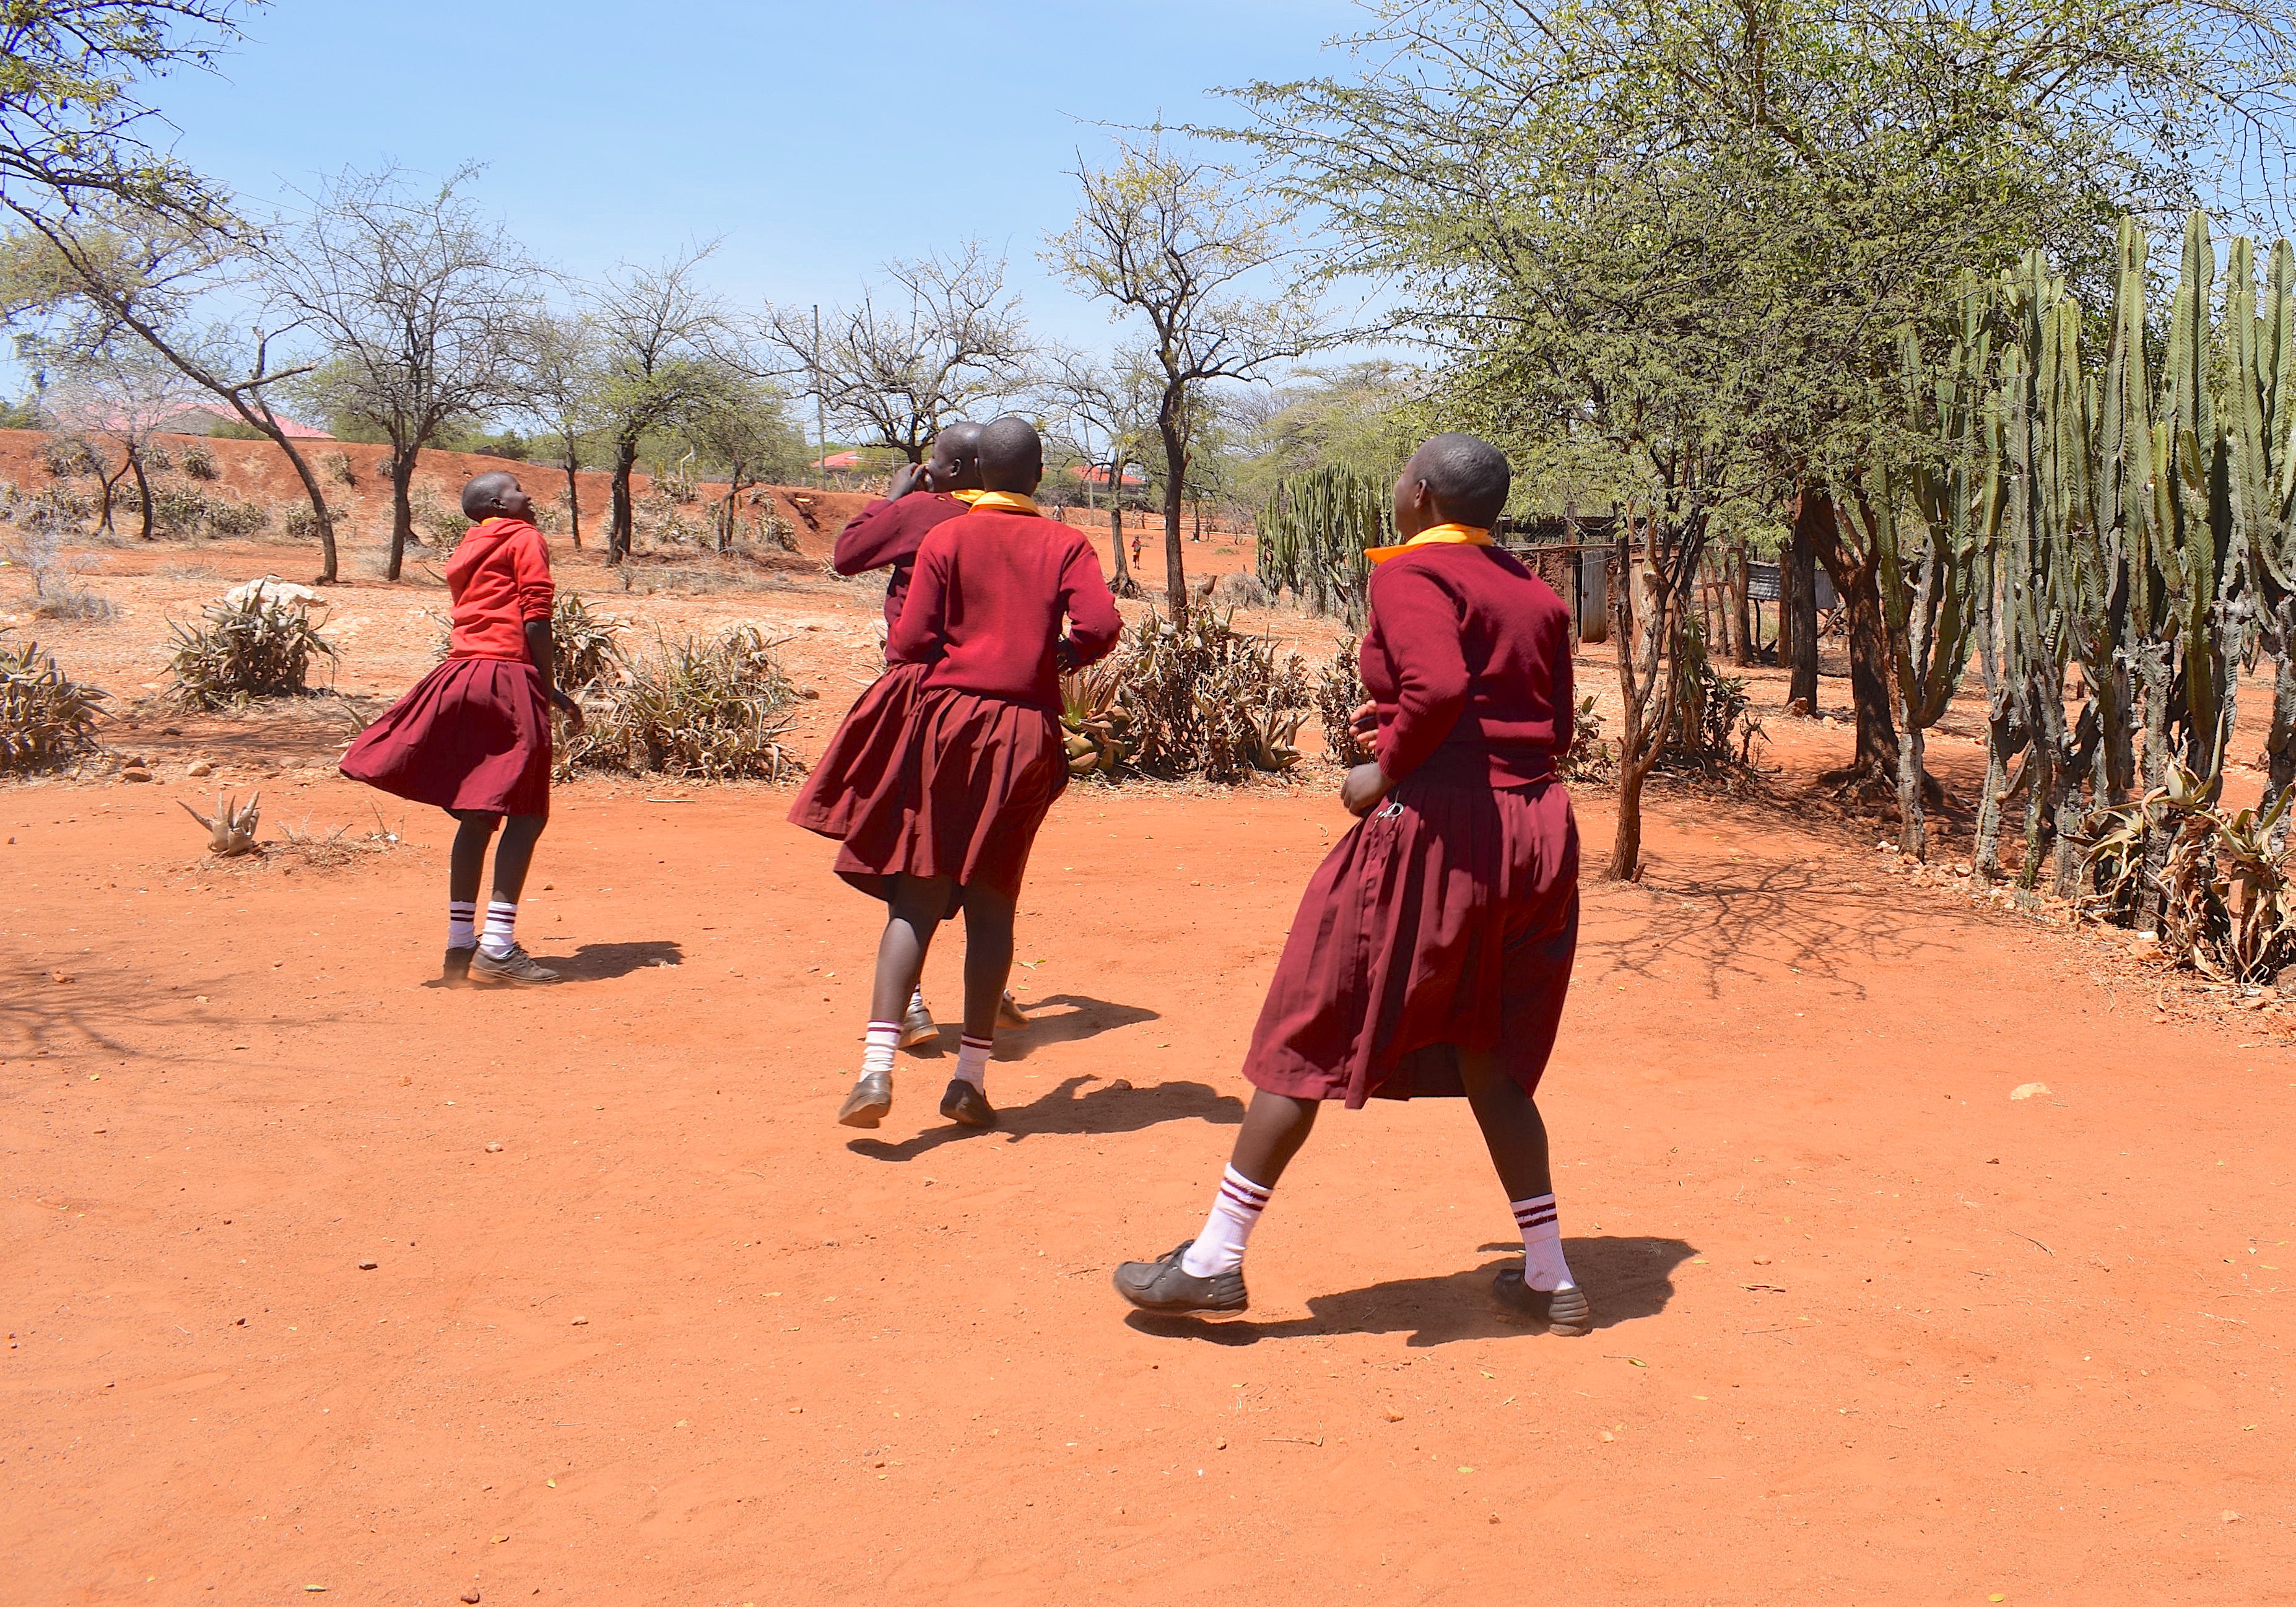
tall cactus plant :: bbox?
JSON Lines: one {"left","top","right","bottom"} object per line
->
{"left": 1256, "top": 466, "right": 1391, "bottom": 625}
{"left": 2226, "top": 235, "right": 2296, "bottom": 839}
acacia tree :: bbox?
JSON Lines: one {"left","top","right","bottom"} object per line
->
{"left": 266, "top": 163, "right": 541, "bottom": 579}
{"left": 763, "top": 243, "right": 1031, "bottom": 464}
{"left": 1038, "top": 346, "right": 1160, "bottom": 596}
{"left": 685, "top": 376, "right": 801, "bottom": 551}
{"left": 1229, "top": 0, "right": 2296, "bottom": 812}
{"left": 521, "top": 310, "right": 601, "bottom": 549}
{"left": 587, "top": 246, "right": 737, "bottom": 564}
{"left": 1048, "top": 137, "right": 1335, "bottom": 625}
{"left": 42, "top": 337, "right": 198, "bottom": 538}
{"left": 0, "top": 209, "right": 344, "bottom": 578}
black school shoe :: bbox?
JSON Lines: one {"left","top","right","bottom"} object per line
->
{"left": 939, "top": 1078, "right": 996, "bottom": 1128}
{"left": 442, "top": 946, "right": 476, "bottom": 985}
{"left": 1491, "top": 1267, "right": 1593, "bottom": 1335}
{"left": 1112, "top": 1241, "right": 1248, "bottom": 1315}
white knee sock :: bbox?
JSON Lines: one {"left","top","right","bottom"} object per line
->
{"left": 479, "top": 899, "right": 518, "bottom": 958}
{"left": 448, "top": 900, "right": 476, "bottom": 949}
{"left": 954, "top": 1034, "right": 992, "bottom": 1091}
{"left": 862, "top": 1021, "right": 899, "bottom": 1078}
{"left": 1181, "top": 1165, "right": 1272, "bottom": 1278}
{"left": 1512, "top": 1192, "right": 1576, "bottom": 1291}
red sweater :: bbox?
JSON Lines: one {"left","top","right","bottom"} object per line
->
{"left": 445, "top": 518, "right": 553, "bottom": 662}
{"left": 889, "top": 507, "right": 1124, "bottom": 711}
{"left": 832, "top": 491, "right": 970, "bottom": 642}
{"left": 1362, "top": 544, "right": 1574, "bottom": 785}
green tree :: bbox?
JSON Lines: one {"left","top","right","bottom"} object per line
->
{"left": 1225, "top": 0, "right": 2296, "bottom": 869}
{"left": 587, "top": 246, "right": 739, "bottom": 564}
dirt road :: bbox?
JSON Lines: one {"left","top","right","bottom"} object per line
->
{"left": 5, "top": 752, "right": 2290, "bottom": 1603}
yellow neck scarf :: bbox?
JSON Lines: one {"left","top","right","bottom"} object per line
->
{"left": 1365, "top": 523, "right": 1494, "bottom": 565}
{"left": 965, "top": 490, "right": 1041, "bottom": 516}
{"left": 949, "top": 488, "right": 988, "bottom": 505}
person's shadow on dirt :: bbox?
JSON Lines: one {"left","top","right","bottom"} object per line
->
{"left": 846, "top": 1072, "right": 1243, "bottom": 1162}
{"left": 1120, "top": 1236, "right": 1697, "bottom": 1348}
{"left": 902, "top": 993, "right": 1160, "bottom": 1060}
{"left": 540, "top": 939, "right": 687, "bottom": 981}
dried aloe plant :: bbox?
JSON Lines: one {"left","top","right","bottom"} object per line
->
{"left": 567, "top": 625, "right": 806, "bottom": 783}
{"left": 166, "top": 592, "right": 337, "bottom": 709}
{"left": 0, "top": 636, "right": 108, "bottom": 772}
{"left": 179, "top": 791, "right": 262, "bottom": 856}
{"left": 2082, "top": 762, "right": 2296, "bottom": 983}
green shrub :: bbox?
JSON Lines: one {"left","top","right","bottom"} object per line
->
{"left": 150, "top": 487, "right": 211, "bottom": 537}
{"left": 179, "top": 443, "right": 218, "bottom": 480}
{"left": 206, "top": 501, "right": 269, "bottom": 538}
{"left": 0, "top": 635, "right": 108, "bottom": 772}
{"left": 1316, "top": 635, "right": 1370, "bottom": 767}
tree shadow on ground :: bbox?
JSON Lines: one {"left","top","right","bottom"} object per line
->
{"left": 1121, "top": 1235, "right": 1696, "bottom": 1348}
{"left": 905, "top": 993, "right": 1161, "bottom": 1061}
{"left": 847, "top": 1073, "right": 1242, "bottom": 1162}
{"left": 537, "top": 939, "right": 687, "bottom": 982}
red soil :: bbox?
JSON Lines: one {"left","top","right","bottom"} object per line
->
{"left": 3, "top": 516, "right": 2292, "bottom": 1604}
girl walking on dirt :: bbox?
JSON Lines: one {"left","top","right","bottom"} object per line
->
{"left": 1113, "top": 433, "right": 1592, "bottom": 1334}
{"left": 793, "top": 422, "right": 1028, "bottom": 1046}
{"left": 800, "top": 416, "right": 1122, "bottom": 1131}
{"left": 341, "top": 471, "right": 583, "bottom": 986}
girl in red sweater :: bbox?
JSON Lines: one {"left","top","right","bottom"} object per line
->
{"left": 1114, "top": 434, "right": 1591, "bottom": 1334}
{"left": 341, "top": 473, "right": 584, "bottom": 986}
{"left": 806, "top": 417, "right": 1122, "bottom": 1130}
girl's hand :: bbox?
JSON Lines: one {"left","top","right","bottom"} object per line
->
{"left": 887, "top": 462, "right": 929, "bottom": 500}
{"left": 552, "top": 690, "right": 586, "bottom": 736}
{"left": 1341, "top": 761, "right": 1393, "bottom": 817}
{"left": 1349, "top": 699, "right": 1378, "bottom": 741}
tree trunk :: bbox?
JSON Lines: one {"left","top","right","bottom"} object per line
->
{"left": 1160, "top": 416, "right": 1189, "bottom": 626}
{"left": 238, "top": 409, "right": 335, "bottom": 583}
{"left": 562, "top": 443, "right": 583, "bottom": 552}
{"left": 386, "top": 444, "right": 420, "bottom": 581}
{"left": 1731, "top": 538, "right": 1755, "bottom": 667}
{"left": 93, "top": 451, "right": 126, "bottom": 536}
{"left": 1897, "top": 723, "right": 1927, "bottom": 859}
{"left": 128, "top": 448, "right": 153, "bottom": 541}
{"left": 2134, "top": 638, "right": 2173, "bottom": 929}
{"left": 1807, "top": 487, "right": 1899, "bottom": 777}
{"left": 1785, "top": 490, "right": 1820, "bottom": 710}
{"left": 609, "top": 434, "right": 639, "bottom": 564}
{"left": 1972, "top": 706, "right": 2014, "bottom": 880}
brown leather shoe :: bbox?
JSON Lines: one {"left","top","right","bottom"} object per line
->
{"left": 469, "top": 944, "right": 561, "bottom": 985}
{"left": 837, "top": 1071, "right": 892, "bottom": 1128}
{"left": 1492, "top": 1268, "right": 1592, "bottom": 1335}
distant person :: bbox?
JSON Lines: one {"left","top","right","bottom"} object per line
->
{"left": 797, "top": 416, "right": 1121, "bottom": 1131}
{"left": 1113, "top": 433, "right": 1589, "bottom": 1335}
{"left": 341, "top": 472, "right": 583, "bottom": 986}
{"left": 793, "top": 423, "right": 1026, "bottom": 1043}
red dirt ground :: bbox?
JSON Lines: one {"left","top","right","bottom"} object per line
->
{"left": 4, "top": 503, "right": 2294, "bottom": 1605}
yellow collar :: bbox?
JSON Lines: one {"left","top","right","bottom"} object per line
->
{"left": 949, "top": 488, "right": 988, "bottom": 505}
{"left": 1365, "top": 523, "right": 1493, "bottom": 565}
{"left": 965, "top": 490, "right": 1041, "bottom": 515}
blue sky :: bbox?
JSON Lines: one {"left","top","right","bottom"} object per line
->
{"left": 152, "top": 0, "right": 1374, "bottom": 358}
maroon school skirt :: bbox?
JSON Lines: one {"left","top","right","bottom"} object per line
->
{"left": 801, "top": 682, "right": 1065, "bottom": 913}
{"left": 786, "top": 660, "right": 928, "bottom": 839}
{"left": 1245, "top": 775, "right": 1578, "bottom": 1107}
{"left": 339, "top": 655, "right": 552, "bottom": 817}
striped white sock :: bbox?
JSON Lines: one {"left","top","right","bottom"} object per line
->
{"left": 448, "top": 900, "right": 477, "bottom": 949}
{"left": 955, "top": 1034, "right": 992, "bottom": 1091}
{"left": 1180, "top": 1165, "right": 1272, "bottom": 1278}
{"left": 863, "top": 1021, "right": 899, "bottom": 1078}
{"left": 1512, "top": 1192, "right": 1576, "bottom": 1292}
{"left": 478, "top": 900, "right": 518, "bottom": 958}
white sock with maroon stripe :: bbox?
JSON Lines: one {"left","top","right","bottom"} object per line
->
{"left": 1181, "top": 1165, "right": 1272, "bottom": 1278}
{"left": 954, "top": 1034, "right": 992, "bottom": 1091}
{"left": 1512, "top": 1192, "right": 1576, "bottom": 1291}
{"left": 862, "top": 1022, "right": 899, "bottom": 1078}
{"left": 448, "top": 900, "right": 477, "bottom": 950}
{"left": 479, "top": 899, "right": 518, "bottom": 958}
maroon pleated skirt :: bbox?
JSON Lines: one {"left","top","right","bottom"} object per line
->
{"left": 798, "top": 681, "right": 1065, "bottom": 914}
{"left": 1245, "top": 776, "right": 1578, "bottom": 1107}
{"left": 786, "top": 660, "right": 928, "bottom": 839}
{"left": 340, "top": 655, "right": 551, "bottom": 817}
